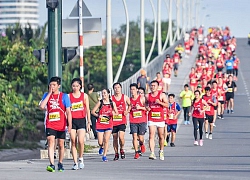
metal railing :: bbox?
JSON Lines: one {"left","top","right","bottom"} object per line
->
{"left": 120, "top": 39, "right": 183, "bottom": 96}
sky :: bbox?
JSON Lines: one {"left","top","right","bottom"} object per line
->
{"left": 39, "top": 0, "right": 250, "bottom": 38}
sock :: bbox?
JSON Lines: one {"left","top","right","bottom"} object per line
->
{"left": 79, "top": 157, "right": 83, "bottom": 162}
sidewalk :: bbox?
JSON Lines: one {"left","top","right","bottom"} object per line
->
{"left": 85, "top": 42, "right": 198, "bottom": 155}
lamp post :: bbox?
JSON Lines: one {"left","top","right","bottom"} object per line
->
{"left": 46, "top": 0, "right": 62, "bottom": 82}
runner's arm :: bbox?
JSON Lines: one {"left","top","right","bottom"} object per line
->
{"left": 91, "top": 101, "right": 101, "bottom": 117}
{"left": 66, "top": 107, "right": 72, "bottom": 133}
{"left": 112, "top": 102, "right": 119, "bottom": 115}
{"left": 84, "top": 93, "right": 91, "bottom": 131}
{"left": 124, "top": 95, "right": 131, "bottom": 115}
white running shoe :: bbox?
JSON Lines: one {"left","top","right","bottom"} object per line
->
{"left": 159, "top": 150, "right": 164, "bottom": 161}
{"left": 72, "top": 163, "right": 78, "bottom": 170}
{"left": 209, "top": 134, "right": 213, "bottom": 140}
{"left": 205, "top": 133, "right": 209, "bottom": 139}
{"left": 194, "top": 141, "right": 199, "bottom": 146}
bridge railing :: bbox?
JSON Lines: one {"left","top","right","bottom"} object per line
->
{"left": 120, "top": 39, "right": 183, "bottom": 96}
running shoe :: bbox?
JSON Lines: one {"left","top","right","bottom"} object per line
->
{"left": 231, "top": 110, "right": 234, "bottom": 114}
{"left": 120, "top": 149, "right": 125, "bottom": 159}
{"left": 213, "top": 123, "right": 216, "bottom": 127}
{"left": 159, "top": 150, "right": 164, "bottom": 160}
{"left": 194, "top": 141, "right": 199, "bottom": 146}
{"left": 170, "top": 143, "right": 175, "bottom": 147}
{"left": 58, "top": 163, "right": 64, "bottom": 172}
{"left": 134, "top": 152, "right": 140, "bottom": 159}
{"left": 199, "top": 140, "right": 203, "bottom": 146}
{"left": 205, "top": 132, "right": 209, "bottom": 139}
{"left": 138, "top": 150, "right": 142, "bottom": 156}
{"left": 72, "top": 163, "right": 78, "bottom": 170}
{"left": 164, "top": 140, "right": 168, "bottom": 147}
{"left": 166, "top": 135, "right": 170, "bottom": 143}
{"left": 149, "top": 152, "right": 156, "bottom": 160}
{"left": 221, "top": 114, "right": 224, "bottom": 119}
{"left": 187, "top": 121, "right": 191, "bottom": 125}
{"left": 140, "top": 144, "right": 146, "bottom": 153}
{"left": 79, "top": 159, "right": 84, "bottom": 169}
{"left": 227, "top": 110, "right": 230, "bottom": 114}
{"left": 113, "top": 153, "right": 119, "bottom": 161}
{"left": 209, "top": 133, "right": 213, "bottom": 140}
{"left": 217, "top": 115, "right": 221, "bottom": 119}
{"left": 46, "top": 164, "right": 55, "bottom": 172}
{"left": 98, "top": 147, "right": 104, "bottom": 155}
{"left": 184, "top": 120, "right": 188, "bottom": 125}
{"left": 102, "top": 156, "right": 108, "bottom": 162}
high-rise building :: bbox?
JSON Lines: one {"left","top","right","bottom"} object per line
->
{"left": 0, "top": 0, "right": 39, "bottom": 30}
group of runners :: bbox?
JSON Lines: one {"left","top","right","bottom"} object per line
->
{"left": 39, "top": 26, "right": 238, "bottom": 172}
{"left": 181, "top": 26, "right": 238, "bottom": 146}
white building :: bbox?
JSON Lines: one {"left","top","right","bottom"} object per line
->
{"left": 0, "top": 0, "right": 39, "bottom": 30}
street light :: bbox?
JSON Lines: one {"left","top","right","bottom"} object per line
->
{"left": 46, "top": 0, "right": 59, "bottom": 10}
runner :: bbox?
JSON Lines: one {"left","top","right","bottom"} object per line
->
{"left": 225, "top": 55, "right": 234, "bottom": 76}
{"left": 211, "top": 81, "right": 219, "bottom": 127}
{"left": 129, "top": 83, "right": 147, "bottom": 159}
{"left": 146, "top": 80, "right": 168, "bottom": 160}
{"left": 91, "top": 88, "right": 118, "bottom": 162}
{"left": 112, "top": 82, "right": 131, "bottom": 161}
{"left": 154, "top": 72, "right": 164, "bottom": 92}
{"left": 232, "top": 52, "right": 240, "bottom": 81}
{"left": 162, "top": 63, "right": 172, "bottom": 94}
{"left": 166, "top": 94, "right": 181, "bottom": 147}
{"left": 189, "top": 67, "right": 198, "bottom": 92}
{"left": 69, "top": 78, "right": 91, "bottom": 170}
{"left": 217, "top": 77, "right": 227, "bottom": 119}
{"left": 203, "top": 87, "right": 217, "bottom": 140}
{"left": 172, "top": 51, "right": 181, "bottom": 77}
{"left": 189, "top": 90, "right": 208, "bottom": 146}
{"left": 225, "top": 75, "right": 237, "bottom": 114}
{"left": 39, "top": 76, "right": 72, "bottom": 172}
{"left": 180, "top": 84, "right": 193, "bottom": 125}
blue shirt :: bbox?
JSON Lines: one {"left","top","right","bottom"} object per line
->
{"left": 169, "top": 102, "right": 181, "bottom": 111}
{"left": 225, "top": 59, "right": 234, "bottom": 70}
{"left": 41, "top": 92, "right": 71, "bottom": 108}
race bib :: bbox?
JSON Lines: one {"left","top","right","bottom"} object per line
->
{"left": 100, "top": 116, "right": 110, "bottom": 124}
{"left": 218, "top": 96, "right": 224, "bottom": 101}
{"left": 113, "top": 114, "right": 123, "bottom": 121}
{"left": 228, "top": 88, "right": 233, "bottom": 93}
{"left": 133, "top": 111, "right": 142, "bottom": 118}
{"left": 151, "top": 112, "right": 161, "bottom": 118}
{"left": 217, "top": 62, "right": 222, "bottom": 66}
{"left": 169, "top": 113, "right": 174, "bottom": 120}
{"left": 71, "top": 101, "right": 83, "bottom": 111}
{"left": 191, "top": 79, "right": 196, "bottom": 83}
{"left": 205, "top": 106, "right": 211, "bottom": 112}
{"left": 49, "top": 112, "right": 60, "bottom": 121}
{"left": 226, "top": 62, "right": 232, "bottom": 66}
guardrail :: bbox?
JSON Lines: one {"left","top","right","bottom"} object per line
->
{"left": 119, "top": 39, "right": 184, "bottom": 96}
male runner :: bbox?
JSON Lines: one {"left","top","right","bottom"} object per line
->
{"left": 146, "top": 80, "right": 168, "bottom": 160}
{"left": 112, "top": 82, "right": 131, "bottom": 160}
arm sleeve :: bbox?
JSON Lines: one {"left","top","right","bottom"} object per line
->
{"left": 176, "top": 103, "right": 181, "bottom": 111}
{"left": 41, "top": 92, "right": 48, "bottom": 101}
{"left": 62, "top": 94, "right": 71, "bottom": 108}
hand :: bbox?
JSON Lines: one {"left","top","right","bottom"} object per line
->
{"left": 136, "top": 104, "right": 141, "bottom": 110}
{"left": 87, "top": 124, "right": 91, "bottom": 132}
{"left": 124, "top": 111, "right": 129, "bottom": 116}
{"left": 67, "top": 126, "right": 72, "bottom": 134}
{"left": 48, "top": 85, "right": 53, "bottom": 94}
{"left": 155, "top": 99, "right": 161, "bottom": 104}
{"left": 188, "top": 112, "right": 191, "bottom": 116}
{"left": 146, "top": 106, "right": 151, "bottom": 111}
